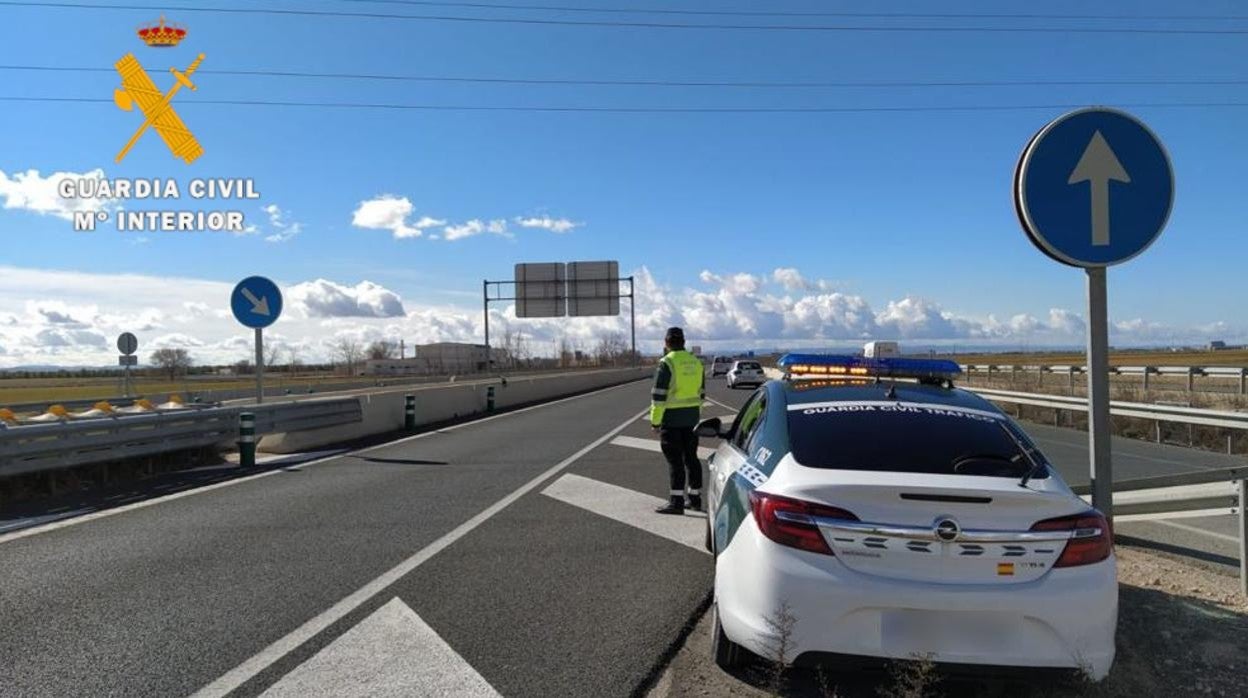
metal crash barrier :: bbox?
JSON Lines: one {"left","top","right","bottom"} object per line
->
{"left": 1071, "top": 467, "right": 1247, "bottom": 596}
{"left": 0, "top": 398, "right": 362, "bottom": 479}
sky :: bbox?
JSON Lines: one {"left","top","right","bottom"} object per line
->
{"left": 0, "top": 0, "right": 1245, "bottom": 367}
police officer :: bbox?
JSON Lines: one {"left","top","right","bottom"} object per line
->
{"left": 650, "top": 327, "right": 706, "bottom": 515}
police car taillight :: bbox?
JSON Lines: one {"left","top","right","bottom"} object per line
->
{"left": 1030, "top": 511, "right": 1113, "bottom": 567}
{"left": 748, "top": 491, "right": 858, "bottom": 556}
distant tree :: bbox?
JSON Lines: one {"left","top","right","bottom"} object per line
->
{"left": 234, "top": 358, "right": 253, "bottom": 375}
{"left": 594, "top": 332, "right": 629, "bottom": 366}
{"left": 264, "top": 342, "right": 283, "bottom": 369}
{"left": 150, "top": 348, "right": 192, "bottom": 380}
{"left": 366, "top": 340, "right": 398, "bottom": 361}
{"left": 286, "top": 346, "right": 304, "bottom": 373}
{"left": 558, "top": 336, "right": 575, "bottom": 368}
{"left": 332, "top": 338, "right": 363, "bottom": 375}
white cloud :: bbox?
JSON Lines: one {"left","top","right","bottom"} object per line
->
{"left": 287, "top": 279, "right": 407, "bottom": 318}
{"left": 261, "top": 203, "right": 302, "bottom": 243}
{"left": 771, "top": 267, "right": 836, "bottom": 293}
{"left": 351, "top": 195, "right": 443, "bottom": 239}
{"left": 514, "top": 216, "right": 581, "bottom": 233}
{"left": 0, "top": 168, "right": 118, "bottom": 221}
{"left": 443, "top": 218, "right": 509, "bottom": 241}
{"left": 151, "top": 332, "right": 205, "bottom": 348}
{"left": 0, "top": 264, "right": 1236, "bottom": 368}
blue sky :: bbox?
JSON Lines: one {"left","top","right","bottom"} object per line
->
{"left": 0, "top": 1, "right": 1245, "bottom": 365}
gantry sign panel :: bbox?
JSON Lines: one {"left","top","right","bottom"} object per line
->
{"left": 567, "top": 261, "right": 620, "bottom": 317}
{"left": 514, "top": 263, "right": 566, "bottom": 318}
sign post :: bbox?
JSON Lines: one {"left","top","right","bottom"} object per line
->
{"left": 117, "top": 332, "right": 138, "bottom": 397}
{"left": 230, "top": 276, "right": 283, "bottom": 404}
{"left": 1014, "top": 107, "right": 1174, "bottom": 521}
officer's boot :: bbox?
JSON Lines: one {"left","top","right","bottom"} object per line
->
{"left": 687, "top": 493, "right": 703, "bottom": 511}
{"left": 655, "top": 496, "right": 685, "bottom": 515}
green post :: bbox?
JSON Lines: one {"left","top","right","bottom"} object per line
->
{"left": 405, "top": 394, "right": 416, "bottom": 430}
{"left": 487, "top": 385, "right": 496, "bottom": 412}
{"left": 239, "top": 412, "right": 256, "bottom": 468}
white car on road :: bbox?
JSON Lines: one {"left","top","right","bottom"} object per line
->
{"left": 726, "top": 360, "right": 765, "bottom": 389}
{"left": 697, "top": 354, "right": 1117, "bottom": 680}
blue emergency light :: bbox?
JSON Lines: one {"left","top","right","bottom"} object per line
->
{"left": 777, "top": 354, "right": 962, "bottom": 381}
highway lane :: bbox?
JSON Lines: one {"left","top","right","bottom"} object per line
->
{"left": 0, "top": 380, "right": 669, "bottom": 697}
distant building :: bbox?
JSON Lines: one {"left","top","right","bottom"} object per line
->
{"left": 363, "top": 342, "right": 513, "bottom": 376}
{"left": 1209, "top": 340, "right": 1228, "bottom": 351}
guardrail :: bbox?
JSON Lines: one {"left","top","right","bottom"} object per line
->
{"left": 967, "top": 386, "right": 1248, "bottom": 453}
{"left": 0, "top": 398, "right": 362, "bottom": 478}
{"left": 962, "top": 363, "right": 1248, "bottom": 394}
{"left": 1069, "top": 467, "right": 1247, "bottom": 595}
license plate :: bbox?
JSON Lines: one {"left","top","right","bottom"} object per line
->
{"left": 880, "top": 610, "right": 1021, "bottom": 655}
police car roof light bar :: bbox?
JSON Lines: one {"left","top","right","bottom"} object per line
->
{"left": 777, "top": 354, "right": 962, "bottom": 381}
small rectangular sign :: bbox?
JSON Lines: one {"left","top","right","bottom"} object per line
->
{"left": 514, "top": 263, "right": 566, "bottom": 318}
{"left": 119, "top": 355, "right": 138, "bottom": 366}
{"left": 567, "top": 260, "right": 620, "bottom": 317}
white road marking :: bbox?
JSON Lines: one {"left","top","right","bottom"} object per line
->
{"left": 191, "top": 406, "right": 648, "bottom": 698}
{"left": 541, "top": 473, "right": 709, "bottom": 554}
{"left": 260, "top": 598, "right": 501, "bottom": 698}
{"left": 0, "top": 381, "right": 642, "bottom": 547}
{"left": 610, "top": 435, "right": 715, "bottom": 460}
{"left": 1149, "top": 520, "right": 1241, "bottom": 545}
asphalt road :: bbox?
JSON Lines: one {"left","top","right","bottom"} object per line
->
{"left": 0, "top": 375, "right": 1239, "bottom": 697}
{"left": 0, "top": 379, "right": 740, "bottom": 698}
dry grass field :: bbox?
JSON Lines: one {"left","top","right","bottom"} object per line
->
{"left": 943, "top": 348, "right": 1248, "bottom": 368}
{"left": 0, "top": 372, "right": 373, "bottom": 406}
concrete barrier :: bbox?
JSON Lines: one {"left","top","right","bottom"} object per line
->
{"left": 258, "top": 367, "right": 649, "bottom": 453}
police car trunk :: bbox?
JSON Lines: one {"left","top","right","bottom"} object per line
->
{"left": 770, "top": 363, "right": 1105, "bottom": 587}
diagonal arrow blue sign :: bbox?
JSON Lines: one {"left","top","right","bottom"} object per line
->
{"left": 231, "top": 276, "right": 283, "bottom": 329}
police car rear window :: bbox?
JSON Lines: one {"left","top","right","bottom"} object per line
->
{"left": 786, "top": 401, "right": 1048, "bottom": 478}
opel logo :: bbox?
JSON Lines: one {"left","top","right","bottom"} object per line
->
{"left": 934, "top": 518, "right": 960, "bottom": 542}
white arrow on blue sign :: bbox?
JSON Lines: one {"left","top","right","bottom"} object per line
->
{"left": 1014, "top": 107, "right": 1174, "bottom": 267}
{"left": 231, "top": 276, "right": 283, "bottom": 329}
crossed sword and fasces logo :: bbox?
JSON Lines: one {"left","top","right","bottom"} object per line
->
{"left": 112, "top": 52, "right": 206, "bottom": 164}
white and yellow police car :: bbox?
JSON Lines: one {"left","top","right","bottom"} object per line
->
{"left": 698, "top": 354, "right": 1116, "bottom": 679}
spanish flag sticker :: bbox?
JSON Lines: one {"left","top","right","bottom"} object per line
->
{"left": 997, "top": 563, "right": 1015, "bottom": 576}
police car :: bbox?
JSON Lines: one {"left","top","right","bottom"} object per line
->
{"left": 697, "top": 354, "right": 1116, "bottom": 679}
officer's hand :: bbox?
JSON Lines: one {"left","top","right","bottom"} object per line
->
{"left": 651, "top": 424, "right": 660, "bottom": 432}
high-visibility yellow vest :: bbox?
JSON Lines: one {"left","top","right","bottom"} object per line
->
{"left": 650, "top": 350, "right": 704, "bottom": 426}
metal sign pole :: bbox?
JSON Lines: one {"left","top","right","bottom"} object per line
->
{"left": 255, "top": 327, "right": 264, "bottom": 404}
{"left": 628, "top": 276, "right": 637, "bottom": 365}
{"left": 1086, "top": 267, "right": 1112, "bottom": 519}
{"left": 483, "top": 279, "right": 491, "bottom": 373}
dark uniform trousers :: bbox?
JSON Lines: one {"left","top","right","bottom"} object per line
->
{"left": 659, "top": 426, "right": 703, "bottom": 495}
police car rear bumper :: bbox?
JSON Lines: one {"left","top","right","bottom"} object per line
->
{"left": 715, "top": 518, "right": 1117, "bottom": 679}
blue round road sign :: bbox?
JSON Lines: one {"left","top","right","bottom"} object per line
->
{"left": 1015, "top": 108, "right": 1173, "bottom": 267}
{"left": 231, "top": 276, "right": 283, "bottom": 329}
